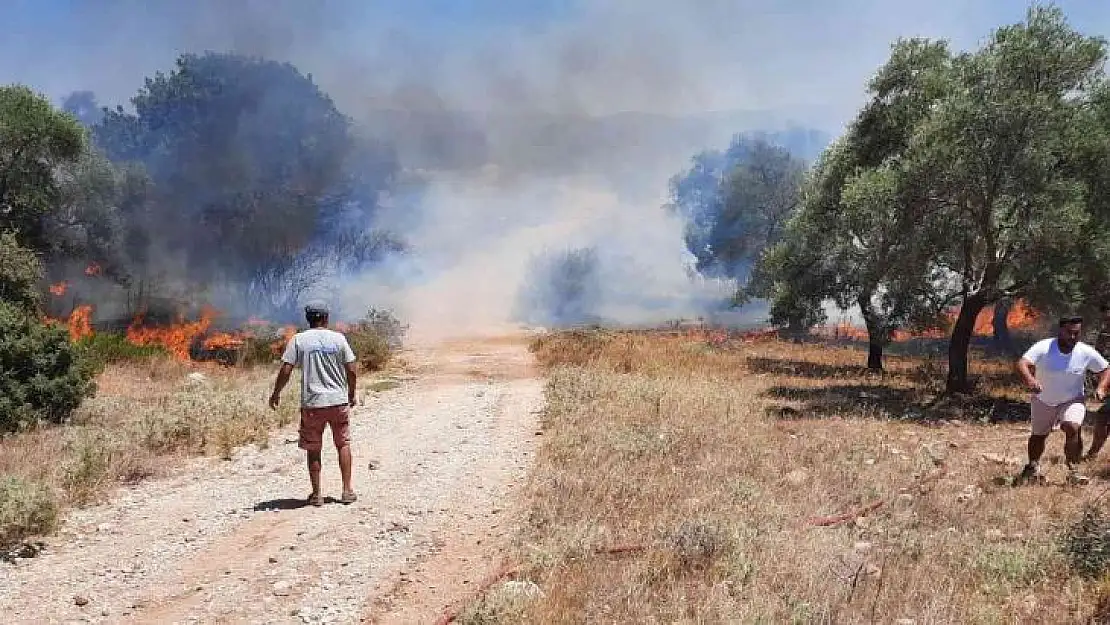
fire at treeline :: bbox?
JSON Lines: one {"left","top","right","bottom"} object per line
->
{"left": 47, "top": 265, "right": 298, "bottom": 363}
{"left": 8, "top": 50, "right": 405, "bottom": 362}
{"left": 8, "top": 6, "right": 1110, "bottom": 384}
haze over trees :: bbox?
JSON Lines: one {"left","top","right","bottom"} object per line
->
{"left": 668, "top": 135, "right": 808, "bottom": 285}
{"left": 89, "top": 52, "right": 400, "bottom": 320}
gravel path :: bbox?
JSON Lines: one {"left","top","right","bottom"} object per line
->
{"left": 0, "top": 335, "right": 542, "bottom": 624}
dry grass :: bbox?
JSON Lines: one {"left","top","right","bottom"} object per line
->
{"left": 0, "top": 358, "right": 299, "bottom": 549}
{"left": 504, "top": 329, "right": 1110, "bottom": 624}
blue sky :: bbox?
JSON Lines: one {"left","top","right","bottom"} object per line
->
{"left": 3, "top": 1, "right": 1110, "bottom": 132}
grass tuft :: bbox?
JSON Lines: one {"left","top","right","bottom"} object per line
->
{"left": 0, "top": 476, "right": 58, "bottom": 550}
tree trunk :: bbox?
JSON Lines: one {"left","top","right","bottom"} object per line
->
{"left": 858, "top": 295, "right": 884, "bottom": 371}
{"left": 867, "top": 340, "right": 884, "bottom": 370}
{"left": 947, "top": 295, "right": 988, "bottom": 394}
{"left": 992, "top": 298, "right": 1013, "bottom": 354}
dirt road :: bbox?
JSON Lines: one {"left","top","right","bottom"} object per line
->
{"left": 0, "top": 333, "right": 543, "bottom": 624}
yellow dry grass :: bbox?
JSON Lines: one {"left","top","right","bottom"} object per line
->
{"left": 476, "top": 329, "right": 1110, "bottom": 624}
{"left": 0, "top": 358, "right": 298, "bottom": 548}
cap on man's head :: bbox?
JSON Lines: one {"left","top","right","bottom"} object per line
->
{"left": 304, "top": 301, "right": 330, "bottom": 316}
{"left": 1059, "top": 314, "right": 1083, "bottom": 326}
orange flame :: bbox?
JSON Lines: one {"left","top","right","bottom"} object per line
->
{"left": 84, "top": 263, "right": 102, "bottom": 277}
{"left": 67, "top": 305, "right": 93, "bottom": 342}
{"left": 272, "top": 326, "right": 296, "bottom": 355}
{"left": 49, "top": 281, "right": 69, "bottom": 297}
{"left": 202, "top": 332, "right": 246, "bottom": 350}
{"left": 830, "top": 299, "right": 1040, "bottom": 343}
{"left": 126, "top": 307, "right": 215, "bottom": 360}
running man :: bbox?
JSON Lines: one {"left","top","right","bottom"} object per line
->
{"left": 1017, "top": 315, "right": 1110, "bottom": 485}
{"left": 269, "top": 301, "right": 359, "bottom": 506}
{"left": 1083, "top": 303, "right": 1110, "bottom": 460}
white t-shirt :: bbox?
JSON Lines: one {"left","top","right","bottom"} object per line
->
{"left": 1021, "top": 338, "right": 1108, "bottom": 406}
{"left": 281, "top": 328, "right": 357, "bottom": 408}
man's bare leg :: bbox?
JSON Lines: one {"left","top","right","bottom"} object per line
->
{"left": 1028, "top": 434, "right": 1047, "bottom": 464}
{"left": 1063, "top": 422, "right": 1091, "bottom": 484}
{"left": 338, "top": 444, "right": 354, "bottom": 497}
{"left": 307, "top": 451, "right": 323, "bottom": 503}
{"left": 1087, "top": 413, "right": 1109, "bottom": 460}
{"left": 1063, "top": 421, "right": 1084, "bottom": 465}
{"left": 1020, "top": 434, "right": 1048, "bottom": 484}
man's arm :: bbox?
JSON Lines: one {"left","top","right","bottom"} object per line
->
{"left": 345, "top": 361, "right": 358, "bottom": 407}
{"left": 270, "top": 336, "right": 299, "bottom": 409}
{"left": 1096, "top": 367, "right": 1110, "bottom": 401}
{"left": 269, "top": 363, "right": 294, "bottom": 409}
{"left": 1016, "top": 358, "right": 1042, "bottom": 393}
{"left": 1090, "top": 348, "right": 1110, "bottom": 401}
{"left": 340, "top": 335, "right": 358, "bottom": 407}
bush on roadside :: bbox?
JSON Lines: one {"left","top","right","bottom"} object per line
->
{"left": 0, "top": 475, "right": 59, "bottom": 550}
{"left": 344, "top": 308, "right": 406, "bottom": 372}
{"left": 358, "top": 307, "right": 408, "bottom": 350}
{"left": 0, "top": 301, "right": 99, "bottom": 433}
{"left": 346, "top": 326, "right": 391, "bottom": 372}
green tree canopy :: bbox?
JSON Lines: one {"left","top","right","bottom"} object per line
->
{"left": 757, "top": 5, "right": 1110, "bottom": 385}
{"left": 752, "top": 38, "right": 957, "bottom": 368}
{"left": 897, "top": 6, "right": 1107, "bottom": 391}
{"left": 0, "top": 85, "right": 85, "bottom": 251}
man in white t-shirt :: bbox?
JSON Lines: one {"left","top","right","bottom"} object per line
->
{"left": 1017, "top": 315, "right": 1110, "bottom": 485}
{"left": 269, "top": 301, "right": 359, "bottom": 507}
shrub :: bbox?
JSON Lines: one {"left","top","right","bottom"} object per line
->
{"left": 346, "top": 326, "right": 391, "bottom": 372}
{"left": 514, "top": 247, "right": 603, "bottom": 327}
{"left": 358, "top": 307, "right": 407, "bottom": 350}
{"left": 344, "top": 308, "right": 406, "bottom": 372}
{"left": 78, "top": 332, "right": 169, "bottom": 365}
{"left": 0, "top": 231, "right": 43, "bottom": 310}
{"left": 0, "top": 475, "right": 59, "bottom": 550}
{"left": 0, "top": 301, "right": 99, "bottom": 432}
{"left": 62, "top": 430, "right": 115, "bottom": 505}
{"left": 239, "top": 335, "right": 282, "bottom": 366}
{"left": 1061, "top": 504, "right": 1110, "bottom": 579}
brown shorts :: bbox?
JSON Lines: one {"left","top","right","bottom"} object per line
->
{"left": 299, "top": 404, "right": 351, "bottom": 452}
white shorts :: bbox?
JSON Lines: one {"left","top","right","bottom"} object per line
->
{"left": 1030, "top": 396, "right": 1086, "bottom": 436}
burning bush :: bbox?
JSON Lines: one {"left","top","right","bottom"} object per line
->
{"left": 0, "top": 302, "right": 99, "bottom": 433}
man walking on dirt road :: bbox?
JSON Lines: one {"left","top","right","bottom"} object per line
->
{"left": 269, "top": 301, "right": 359, "bottom": 506}
{"left": 1017, "top": 315, "right": 1110, "bottom": 486}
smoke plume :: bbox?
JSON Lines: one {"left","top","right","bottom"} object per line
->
{"left": 16, "top": 0, "right": 887, "bottom": 339}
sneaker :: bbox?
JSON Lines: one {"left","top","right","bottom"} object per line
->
{"left": 1067, "top": 468, "right": 1091, "bottom": 486}
{"left": 1018, "top": 463, "right": 1046, "bottom": 485}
